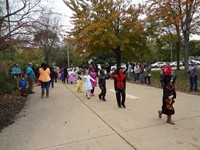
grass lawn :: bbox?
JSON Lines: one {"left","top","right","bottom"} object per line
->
{"left": 129, "top": 69, "right": 200, "bottom": 96}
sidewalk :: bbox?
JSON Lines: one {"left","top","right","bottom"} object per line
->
{"left": 0, "top": 80, "right": 200, "bottom": 150}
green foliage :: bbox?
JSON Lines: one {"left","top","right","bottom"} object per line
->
{"left": 0, "top": 49, "right": 43, "bottom": 70}
{"left": 189, "top": 40, "right": 200, "bottom": 56}
{"left": 0, "top": 69, "right": 17, "bottom": 94}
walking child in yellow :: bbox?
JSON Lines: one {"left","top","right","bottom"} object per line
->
{"left": 77, "top": 71, "right": 84, "bottom": 93}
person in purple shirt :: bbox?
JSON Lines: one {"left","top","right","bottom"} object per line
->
{"left": 89, "top": 67, "right": 97, "bottom": 96}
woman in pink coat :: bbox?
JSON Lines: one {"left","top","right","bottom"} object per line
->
{"left": 89, "top": 67, "right": 97, "bottom": 96}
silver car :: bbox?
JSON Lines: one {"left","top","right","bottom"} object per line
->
{"left": 151, "top": 62, "right": 166, "bottom": 68}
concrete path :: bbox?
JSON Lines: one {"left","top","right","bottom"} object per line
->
{"left": 0, "top": 80, "right": 200, "bottom": 150}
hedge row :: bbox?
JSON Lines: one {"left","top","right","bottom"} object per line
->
{"left": 0, "top": 69, "right": 17, "bottom": 94}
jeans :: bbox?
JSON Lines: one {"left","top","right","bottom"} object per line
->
{"left": 134, "top": 73, "right": 139, "bottom": 81}
{"left": 140, "top": 73, "right": 145, "bottom": 84}
{"left": 189, "top": 76, "right": 198, "bottom": 92}
{"left": 127, "top": 71, "right": 131, "bottom": 81}
{"left": 41, "top": 81, "right": 50, "bottom": 94}
{"left": 27, "top": 78, "right": 34, "bottom": 93}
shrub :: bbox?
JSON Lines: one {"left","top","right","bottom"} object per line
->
{"left": 0, "top": 69, "right": 17, "bottom": 94}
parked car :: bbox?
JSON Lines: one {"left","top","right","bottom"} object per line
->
{"left": 170, "top": 61, "right": 183, "bottom": 67}
{"left": 194, "top": 56, "right": 200, "bottom": 61}
{"left": 111, "top": 63, "right": 127, "bottom": 72}
{"left": 190, "top": 59, "right": 200, "bottom": 65}
{"left": 97, "top": 64, "right": 102, "bottom": 70}
{"left": 151, "top": 62, "right": 166, "bottom": 68}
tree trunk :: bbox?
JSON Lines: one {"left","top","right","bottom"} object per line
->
{"left": 176, "top": 41, "right": 181, "bottom": 70}
{"left": 183, "top": 29, "right": 190, "bottom": 73}
{"left": 182, "top": 0, "right": 192, "bottom": 73}
{"left": 114, "top": 46, "right": 121, "bottom": 69}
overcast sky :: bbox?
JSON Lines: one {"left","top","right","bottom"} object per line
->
{"left": 46, "top": 0, "right": 142, "bottom": 29}
{"left": 46, "top": 0, "right": 199, "bottom": 40}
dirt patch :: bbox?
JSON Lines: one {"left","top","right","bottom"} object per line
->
{"left": 0, "top": 91, "right": 27, "bottom": 132}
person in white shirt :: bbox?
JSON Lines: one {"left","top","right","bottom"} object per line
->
{"left": 134, "top": 62, "right": 140, "bottom": 83}
{"left": 83, "top": 69, "right": 97, "bottom": 99}
{"left": 127, "top": 62, "right": 133, "bottom": 81}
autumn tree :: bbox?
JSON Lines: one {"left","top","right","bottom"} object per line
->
{"left": 146, "top": 0, "right": 200, "bottom": 71}
{"left": 64, "top": 0, "right": 147, "bottom": 67}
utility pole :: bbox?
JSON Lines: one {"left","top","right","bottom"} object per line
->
{"left": 171, "top": 44, "right": 173, "bottom": 62}
{"left": 67, "top": 46, "right": 70, "bottom": 68}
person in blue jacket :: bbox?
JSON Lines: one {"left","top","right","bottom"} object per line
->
{"left": 20, "top": 77, "right": 27, "bottom": 96}
{"left": 26, "top": 62, "right": 36, "bottom": 94}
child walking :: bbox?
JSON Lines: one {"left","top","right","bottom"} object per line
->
{"left": 83, "top": 69, "right": 97, "bottom": 99}
{"left": 77, "top": 71, "right": 84, "bottom": 93}
{"left": 158, "top": 75, "right": 176, "bottom": 125}
{"left": 98, "top": 70, "right": 109, "bottom": 101}
{"left": 20, "top": 76, "right": 27, "bottom": 97}
{"left": 89, "top": 67, "right": 97, "bottom": 96}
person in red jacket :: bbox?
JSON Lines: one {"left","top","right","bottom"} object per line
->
{"left": 160, "top": 62, "right": 172, "bottom": 76}
{"left": 113, "top": 67, "right": 126, "bottom": 108}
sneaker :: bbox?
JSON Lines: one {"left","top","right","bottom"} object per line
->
{"left": 98, "top": 95, "right": 102, "bottom": 100}
{"left": 122, "top": 104, "right": 126, "bottom": 108}
{"left": 102, "top": 99, "right": 106, "bottom": 101}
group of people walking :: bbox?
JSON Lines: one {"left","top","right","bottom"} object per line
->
{"left": 76, "top": 65, "right": 126, "bottom": 108}
{"left": 21, "top": 60, "right": 199, "bottom": 126}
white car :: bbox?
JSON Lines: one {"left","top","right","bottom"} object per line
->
{"left": 97, "top": 64, "right": 102, "bottom": 70}
{"left": 170, "top": 61, "right": 183, "bottom": 67}
{"left": 111, "top": 63, "right": 127, "bottom": 72}
{"left": 189, "top": 60, "right": 200, "bottom": 65}
{"left": 151, "top": 62, "right": 166, "bottom": 68}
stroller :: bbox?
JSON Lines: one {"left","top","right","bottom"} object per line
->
{"left": 68, "top": 71, "right": 77, "bottom": 84}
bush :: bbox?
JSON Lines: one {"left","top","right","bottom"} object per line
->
{"left": 0, "top": 69, "right": 17, "bottom": 94}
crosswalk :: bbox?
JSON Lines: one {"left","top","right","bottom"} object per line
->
{"left": 109, "top": 89, "right": 139, "bottom": 99}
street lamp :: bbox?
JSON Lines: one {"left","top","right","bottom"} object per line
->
{"left": 63, "top": 34, "right": 70, "bottom": 68}
{"left": 171, "top": 44, "right": 173, "bottom": 62}
{"left": 67, "top": 46, "right": 70, "bottom": 68}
